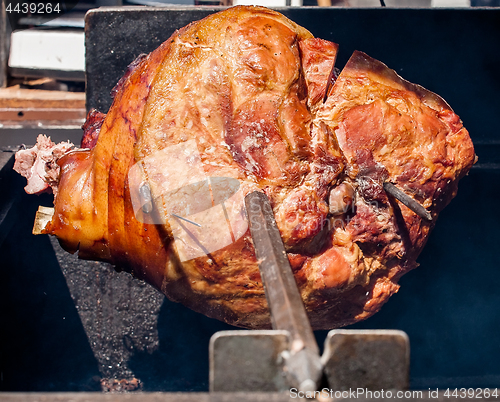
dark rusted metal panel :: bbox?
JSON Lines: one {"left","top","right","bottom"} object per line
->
{"left": 84, "top": 7, "right": 500, "bottom": 147}
{"left": 84, "top": 6, "right": 221, "bottom": 113}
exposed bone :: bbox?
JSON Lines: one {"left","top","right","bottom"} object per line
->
{"left": 33, "top": 206, "right": 54, "bottom": 235}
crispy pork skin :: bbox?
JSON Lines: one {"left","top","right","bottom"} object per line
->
{"left": 16, "top": 6, "right": 474, "bottom": 329}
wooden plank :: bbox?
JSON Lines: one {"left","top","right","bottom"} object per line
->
{"left": 0, "top": 107, "right": 86, "bottom": 121}
{"left": 0, "top": 86, "right": 86, "bottom": 127}
{"left": 0, "top": 86, "right": 86, "bottom": 108}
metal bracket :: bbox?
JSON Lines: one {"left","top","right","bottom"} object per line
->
{"left": 322, "top": 329, "right": 410, "bottom": 391}
{"left": 209, "top": 330, "right": 292, "bottom": 392}
{"left": 210, "top": 329, "right": 409, "bottom": 392}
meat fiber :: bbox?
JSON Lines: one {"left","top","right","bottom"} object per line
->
{"left": 15, "top": 6, "right": 475, "bottom": 329}
{"left": 14, "top": 135, "right": 74, "bottom": 196}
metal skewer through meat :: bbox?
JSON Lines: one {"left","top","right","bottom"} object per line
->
{"left": 383, "top": 182, "right": 432, "bottom": 222}
{"left": 245, "top": 191, "right": 322, "bottom": 392}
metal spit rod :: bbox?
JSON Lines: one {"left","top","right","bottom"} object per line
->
{"left": 244, "top": 191, "right": 323, "bottom": 393}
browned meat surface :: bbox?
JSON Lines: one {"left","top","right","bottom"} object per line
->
{"left": 15, "top": 6, "right": 475, "bottom": 329}
{"left": 80, "top": 109, "right": 106, "bottom": 149}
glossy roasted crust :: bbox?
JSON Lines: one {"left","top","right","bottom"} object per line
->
{"left": 43, "top": 6, "right": 474, "bottom": 329}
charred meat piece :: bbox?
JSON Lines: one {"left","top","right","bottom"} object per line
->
{"left": 14, "top": 6, "right": 474, "bottom": 329}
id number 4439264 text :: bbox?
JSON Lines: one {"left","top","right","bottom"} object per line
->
{"left": 5, "top": 3, "right": 61, "bottom": 14}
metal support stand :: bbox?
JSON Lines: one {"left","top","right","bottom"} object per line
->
{"left": 210, "top": 329, "right": 409, "bottom": 392}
